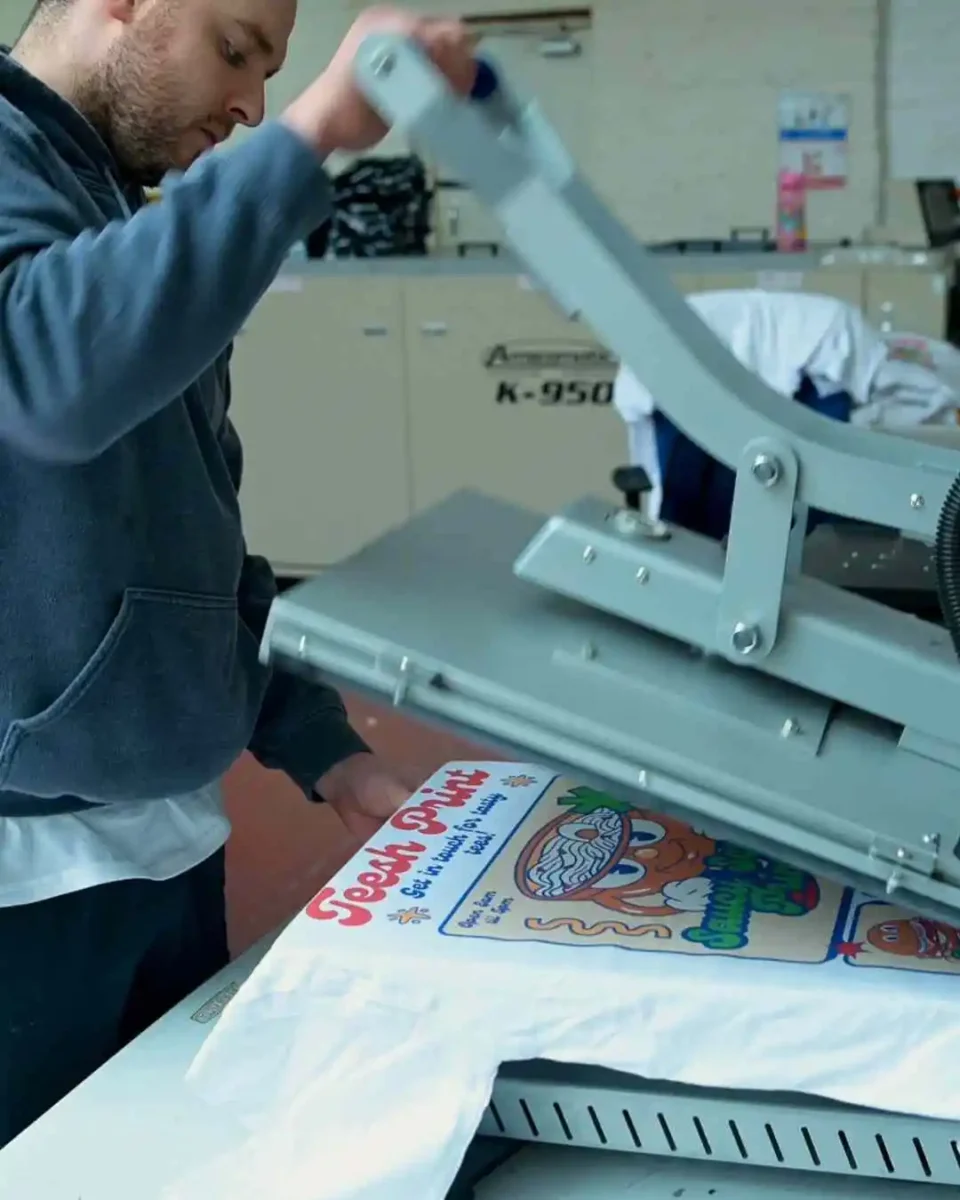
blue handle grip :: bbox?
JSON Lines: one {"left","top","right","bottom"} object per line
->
{"left": 470, "top": 59, "right": 498, "bottom": 101}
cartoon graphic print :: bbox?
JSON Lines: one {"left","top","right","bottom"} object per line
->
{"left": 389, "top": 907, "right": 432, "bottom": 926}
{"left": 515, "top": 788, "right": 716, "bottom": 917}
{"left": 513, "top": 787, "right": 819, "bottom": 951}
{"left": 870, "top": 917, "right": 960, "bottom": 961}
{"left": 442, "top": 780, "right": 847, "bottom": 963}
{"left": 841, "top": 901, "right": 960, "bottom": 975}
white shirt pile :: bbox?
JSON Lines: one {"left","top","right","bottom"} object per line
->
{"left": 613, "top": 289, "right": 957, "bottom": 516}
{"left": 167, "top": 762, "right": 960, "bottom": 1200}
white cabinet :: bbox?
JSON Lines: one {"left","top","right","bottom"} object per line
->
{"left": 864, "top": 269, "right": 950, "bottom": 339}
{"left": 227, "top": 259, "right": 953, "bottom": 574}
{"left": 403, "top": 276, "right": 627, "bottom": 516}
{"left": 228, "top": 276, "right": 409, "bottom": 572}
{"left": 696, "top": 268, "right": 865, "bottom": 309}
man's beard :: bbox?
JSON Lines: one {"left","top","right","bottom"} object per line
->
{"left": 74, "top": 17, "right": 193, "bottom": 187}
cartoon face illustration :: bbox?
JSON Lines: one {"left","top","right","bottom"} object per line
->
{"left": 514, "top": 792, "right": 715, "bottom": 917}
{"left": 867, "top": 916, "right": 960, "bottom": 961}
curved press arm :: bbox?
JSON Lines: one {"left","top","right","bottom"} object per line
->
{"left": 353, "top": 35, "right": 960, "bottom": 539}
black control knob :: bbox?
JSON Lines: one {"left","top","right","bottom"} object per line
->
{"left": 611, "top": 465, "right": 653, "bottom": 511}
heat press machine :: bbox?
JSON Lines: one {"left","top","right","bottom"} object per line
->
{"left": 259, "top": 38, "right": 960, "bottom": 1196}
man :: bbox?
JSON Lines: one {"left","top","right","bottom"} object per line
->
{"left": 0, "top": 0, "right": 476, "bottom": 1148}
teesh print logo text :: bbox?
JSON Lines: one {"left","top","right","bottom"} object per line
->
{"left": 305, "top": 841, "right": 426, "bottom": 928}
{"left": 306, "top": 768, "right": 491, "bottom": 927}
{"left": 390, "top": 767, "right": 491, "bottom": 836}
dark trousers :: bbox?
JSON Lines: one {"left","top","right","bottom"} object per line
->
{"left": 0, "top": 847, "right": 228, "bottom": 1149}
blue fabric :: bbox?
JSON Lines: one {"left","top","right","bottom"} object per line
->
{"left": 654, "top": 376, "right": 853, "bottom": 541}
{"left": 0, "top": 51, "right": 370, "bottom": 815}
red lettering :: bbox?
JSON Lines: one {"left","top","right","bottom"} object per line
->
{"left": 437, "top": 778, "right": 489, "bottom": 803}
{"left": 390, "top": 768, "right": 492, "bottom": 836}
{"left": 445, "top": 768, "right": 491, "bottom": 788}
{"left": 304, "top": 841, "right": 427, "bottom": 926}
{"left": 305, "top": 887, "right": 371, "bottom": 927}
{"left": 391, "top": 804, "right": 450, "bottom": 836}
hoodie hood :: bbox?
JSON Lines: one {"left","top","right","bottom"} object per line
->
{"left": 0, "top": 45, "right": 132, "bottom": 198}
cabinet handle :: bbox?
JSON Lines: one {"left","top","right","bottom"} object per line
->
{"left": 420, "top": 322, "right": 448, "bottom": 336}
{"left": 363, "top": 324, "right": 389, "bottom": 336}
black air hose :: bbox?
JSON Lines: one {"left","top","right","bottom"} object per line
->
{"left": 935, "top": 471, "right": 960, "bottom": 656}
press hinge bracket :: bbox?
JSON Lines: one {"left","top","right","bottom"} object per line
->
{"left": 869, "top": 833, "right": 939, "bottom": 897}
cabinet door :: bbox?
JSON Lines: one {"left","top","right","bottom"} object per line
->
{"left": 670, "top": 273, "right": 703, "bottom": 295}
{"left": 698, "top": 268, "right": 864, "bottom": 308}
{"left": 229, "top": 276, "right": 409, "bottom": 572}
{"left": 864, "top": 270, "right": 949, "bottom": 339}
{"left": 404, "top": 277, "right": 628, "bottom": 515}
{"left": 800, "top": 269, "right": 864, "bottom": 308}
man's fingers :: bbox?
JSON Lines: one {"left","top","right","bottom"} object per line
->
{"left": 367, "top": 776, "right": 412, "bottom": 818}
{"left": 416, "top": 17, "right": 479, "bottom": 95}
{"left": 351, "top": 10, "right": 478, "bottom": 96}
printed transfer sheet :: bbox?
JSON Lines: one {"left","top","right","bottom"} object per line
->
{"left": 170, "top": 764, "right": 960, "bottom": 1200}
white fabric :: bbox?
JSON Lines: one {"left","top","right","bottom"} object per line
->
{"left": 172, "top": 763, "right": 960, "bottom": 1200}
{"left": 862, "top": 331, "right": 960, "bottom": 429}
{"left": 613, "top": 290, "right": 954, "bottom": 514}
{"left": 0, "top": 785, "right": 229, "bottom": 907}
{"left": 854, "top": 355, "right": 957, "bottom": 429}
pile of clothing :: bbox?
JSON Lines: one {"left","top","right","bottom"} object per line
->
{"left": 325, "top": 155, "right": 432, "bottom": 258}
{"left": 614, "top": 289, "right": 960, "bottom": 525}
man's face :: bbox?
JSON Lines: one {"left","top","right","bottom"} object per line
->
{"left": 86, "top": 0, "right": 295, "bottom": 185}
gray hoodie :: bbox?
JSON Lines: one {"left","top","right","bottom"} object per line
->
{"left": 0, "top": 49, "right": 368, "bottom": 817}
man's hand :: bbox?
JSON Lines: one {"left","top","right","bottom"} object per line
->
{"left": 317, "top": 751, "right": 415, "bottom": 842}
{"left": 281, "top": 6, "right": 478, "bottom": 157}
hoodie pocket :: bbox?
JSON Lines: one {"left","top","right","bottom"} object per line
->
{"left": 0, "top": 587, "right": 264, "bottom": 802}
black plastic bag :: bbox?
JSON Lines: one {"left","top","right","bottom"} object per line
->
{"left": 327, "top": 155, "right": 432, "bottom": 258}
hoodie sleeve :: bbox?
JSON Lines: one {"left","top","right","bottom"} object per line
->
{"left": 216, "top": 383, "right": 371, "bottom": 798}
{"left": 0, "top": 120, "right": 332, "bottom": 463}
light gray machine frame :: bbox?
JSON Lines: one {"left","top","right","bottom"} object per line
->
{"left": 260, "top": 37, "right": 960, "bottom": 1196}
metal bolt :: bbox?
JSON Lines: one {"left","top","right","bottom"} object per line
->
{"left": 922, "top": 833, "right": 940, "bottom": 848}
{"left": 751, "top": 454, "right": 781, "bottom": 487}
{"left": 636, "top": 567, "right": 650, "bottom": 584}
{"left": 885, "top": 869, "right": 903, "bottom": 896}
{"left": 583, "top": 546, "right": 596, "bottom": 564}
{"left": 731, "top": 622, "right": 762, "bottom": 655}
{"left": 371, "top": 50, "right": 396, "bottom": 76}
{"left": 910, "top": 493, "right": 925, "bottom": 510}
{"left": 895, "top": 847, "right": 909, "bottom": 861}
{"left": 780, "top": 718, "right": 802, "bottom": 738}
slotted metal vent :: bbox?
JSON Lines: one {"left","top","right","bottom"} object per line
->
{"left": 482, "top": 1063, "right": 960, "bottom": 1187}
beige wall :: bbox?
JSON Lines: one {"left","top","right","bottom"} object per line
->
{"left": 0, "top": 0, "right": 927, "bottom": 245}
{"left": 268, "top": 0, "right": 883, "bottom": 243}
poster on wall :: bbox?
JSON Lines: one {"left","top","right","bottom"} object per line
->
{"left": 778, "top": 91, "right": 849, "bottom": 190}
